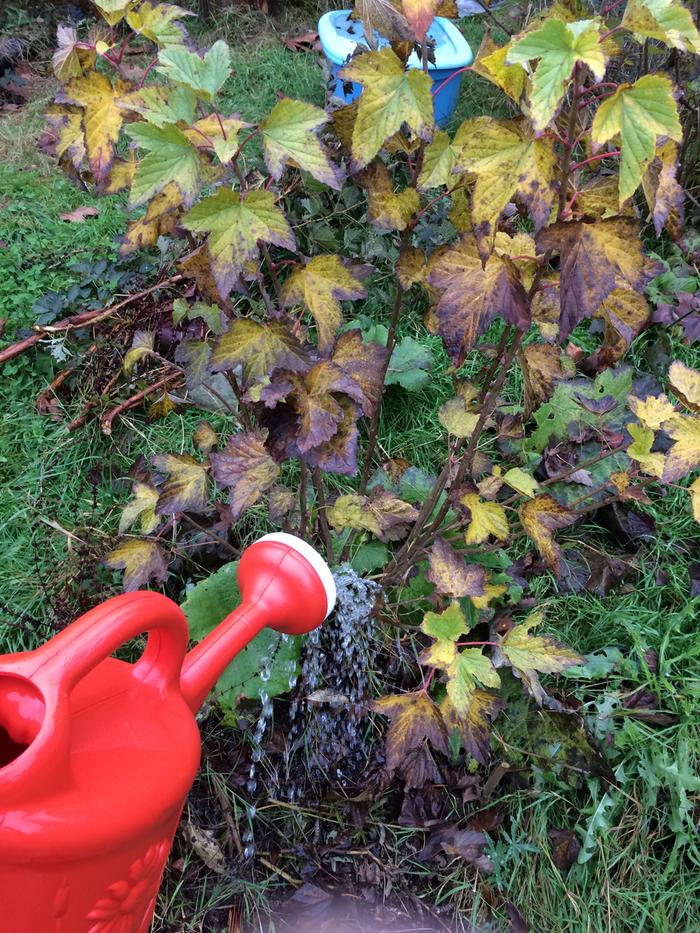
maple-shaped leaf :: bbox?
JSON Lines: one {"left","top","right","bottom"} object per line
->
{"left": 119, "top": 481, "right": 161, "bottom": 535}
{"left": 427, "top": 234, "right": 530, "bottom": 363}
{"left": 260, "top": 98, "right": 343, "bottom": 190}
{"left": 397, "top": 247, "right": 427, "bottom": 288}
{"left": 471, "top": 33, "right": 526, "bottom": 103}
{"left": 125, "top": 122, "right": 200, "bottom": 208}
{"left": 339, "top": 48, "right": 434, "bottom": 170}
{"left": 126, "top": 0, "right": 193, "bottom": 46}
{"left": 153, "top": 453, "right": 208, "bottom": 514}
{"left": 422, "top": 601, "right": 470, "bottom": 641}
{"left": 621, "top": 0, "right": 700, "bottom": 53}
{"left": 521, "top": 342, "right": 572, "bottom": 413}
{"left": 669, "top": 361, "right": 700, "bottom": 413}
{"left": 592, "top": 75, "right": 682, "bottom": 205}
{"left": 103, "top": 158, "right": 135, "bottom": 195}
{"left": 119, "top": 182, "right": 182, "bottom": 256}
{"left": 661, "top": 416, "right": 700, "bottom": 483}
{"left": 401, "top": 0, "right": 440, "bottom": 40}
{"left": 93, "top": 0, "right": 133, "bottom": 26}
{"left": 182, "top": 188, "right": 295, "bottom": 299}
{"left": 303, "top": 396, "right": 361, "bottom": 476}
{"left": 327, "top": 490, "right": 418, "bottom": 541}
{"left": 53, "top": 25, "right": 95, "bottom": 80}
{"left": 183, "top": 114, "right": 247, "bottom": 164}
{"left": 507, "top": 18, "right": 607, "bottom": 131}
{"left": 332, "top": 329, "right": 388, "bottom": 418}
{"left": 459, "top": 493, "right": 510, "bottom": 545}
{"left": 105, "top": 539, "right": 168, "bottom": 592}
{"left": 172, "top": 298, "right": 225, "bottom": 335}
{"left": 591, "top": 285, "right": 652, "bottom": 369}
{"left": 417, "top": 129, "right": 460, "bottom": 190}
{"left": 281, "top": 256, "right": 371, "bottom": 353}
{"left": 536, "top": 219, "right": 654, "bottom": 339}
{"left": 373, "top": 691, "right": 449, "bottom": 772}
{"left": 502, "top": 468, "right": 539, "bottom": 498}
{"left": 501, "top": 612, "right": 583, "bottom": 675}
{"left": 455, "top": 116, "right": 557, "bottom": 240}
{"left": 262, "top": 361, "right": 366, "bottom": 453}
{"left": 359, "top": 161, "right": 420, "bottom": 231}
{"left": 438, "top": 383, "right": 480, "bottom": 437}
{"left": 156, "top": 39, "right": 231, "bottom": 102}
{"left": 642, "top": 140, "right": 684, "bottom": 241}
{"left": 519, "top": 494, "right": 576, "bottom": 574}
{"left": 427, "top": 537, "right": 487, "bottom": 598}
{"left": 210, "top": 431, "right": 280, "bottom": 520}
{"left": 212, "top": 319, "right": 309, "bottom": 388}
{"left": 44, "top": 104, "right": 86, "bottom": 171}
{"left": 447, "top": 649, "right": 501, "bottom": 714}
{"left": 441, "top": 690, "right": 504, "bottom": 764}
{"left": 175, "top": 338, "right": 212, "bottom": 390}
{"left": 118, "top": 85, "right": 196, "bottom": 128}
{"left": 59, "top": 73, "right": 126, "bottom": 184}
{"left": 353, "top": 0, "right": 415, "bottom": 45}
{"left": 627, "top": 423, "right": 664, "bottom": 477}
{"left": 628, "top": 393, "right": 676, "bottom": 430}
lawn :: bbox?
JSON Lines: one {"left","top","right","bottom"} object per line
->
{"left": 1, "top": 3, "right": 699, "bottom": 931}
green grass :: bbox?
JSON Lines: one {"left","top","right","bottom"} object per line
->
{"left": 1, "top": 7, "right": 700, "bottom": 932}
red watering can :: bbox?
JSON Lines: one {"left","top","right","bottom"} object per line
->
{"left": 0, "top": 532, "right": 335, "bottom": 932}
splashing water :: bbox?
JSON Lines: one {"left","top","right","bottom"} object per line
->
{"left": 284, "top": 564, "right": 381, "bottom": 800}
{"left": 241, "top": 646, "right": 276, "bottom": 860}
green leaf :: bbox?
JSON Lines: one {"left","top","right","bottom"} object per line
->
{"left": 386, "top": 336, "right": 433, "bottom": 390}
{"left": 156, "top": 39, "right": 231, "bottom": 102}
{"left": 447, "top": 649, "right": 501, "bottom": 714}
{"left": 591, "top": 75, "right": 682, "bottom": 204}
{"left": 621, "top": 0, "right": 700, "bottom": 53}
{"left": 502, "top": 467, "right": 539, "bottom": 498}
{"left": 181, "top": 562, "right": 301, "bottom": 704}
{"left": 339, "top": 48, "right": 434, "bottom": 170}
{"left": 125, "top": 122, "right": 200, "bottom": 208}
{"left": 126, "top": 0, "right": 194, "bottom": 47}
{"left": 422, "top": 601, "right": 470, "bottom": 642}
{"left": 118, "top": 85, "right": 197, "bottom": 128}
{"left": 507, "top": 18, "right": 607, "bottom": 131}
{"left": 182, "top": 188, "right": 295, "bottom": 299}
{"left": 351, "top": 540, "right": 389, "bottom": 574}
{"left": 501, "top": 612, "right": 583, "bottom": 673}
{"left": 417, "top": 129, "right": 460, "bottom": 190}
{"left": 260, "top": 98, "right": 343, "bottom": 190}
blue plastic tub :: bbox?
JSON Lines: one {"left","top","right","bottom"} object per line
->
{"left": 318, "top": 9, "right": 473, "bottom": 127}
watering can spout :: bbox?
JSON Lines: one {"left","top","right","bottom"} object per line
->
{"left": 180, "top": 533, "right": 336, "bottom": 712}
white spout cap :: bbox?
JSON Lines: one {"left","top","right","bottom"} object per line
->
{"left": 258, "top": 533, "right": 336, "bottom": 618}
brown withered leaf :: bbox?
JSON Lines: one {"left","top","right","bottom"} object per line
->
{"left": 441, "top": 690, "right": 504, "bottom": 765}
{"left": 177, "top": 245, "right": 221, "bottom": 304}
{"left": 302, "top": 396, "right": 360, "bottom": 476}
{"left": 397, "top": 246, "right": 427, "bottom": 288}
{"left": 212, "top": 319, "right": 310, "bottom": 389}
{"left": 358, "top": 161, "right": 420, "bottom": 231}
{"left": 417, "top": 825, "right": 493, "bottom": 872}
{"left": 373, "top": 691, "right": 449, "bottom": 772}
{"left": 427, "top": 234, "right": 530, "bottom": 364}
{"left": 268, "top": 484, "right": 296, "bottom": 523}
{"left": 589, "top": 285, "right": 651, "bottom": 370}
{"left": 642, "top": 140, "right": 684, "bottom": 241}
{"left": 153, "top": 453, "right": 208, "bottom": 514}
{"left": 549, "top": 828, "right": 580, "bottom": 871}
{"left": 427, "top": 537, "right": 487, "bottom": 598}
{"left": 261, "top": 361, "right": 366, "bottom": 453}
{"left": 175, "top": 339, "right": 212, "bottom": 390}
{"left": 352, "top": 0, "right": 415, "bottom": 46}
{"left": 332, "top": 329, "right": 388, "bottom": 418}
{"left": 210, "top": 430, "right": 280, "bottom": 520}
{"left": 105, "top": 539, "right": 168, "bottom": 591}
{"left": 536, "top": 219, "right": 656, "bottom": 338}
{"left": 193, "top": 421, "right": 217, "bottom": 454}
{"left": 519, "top": 494, "right": 577, "bottom": 574}
{"left": 520, "top": 342, "right": 573, "bottom": 415}
{"left": 60, "top": 206, "right": 99, "bottom": 223}
{"left": 400, "top": 743, "right": 444, "bottom": 790}
{"left": 120, "top": 182, "right": 182, "bottom": 256}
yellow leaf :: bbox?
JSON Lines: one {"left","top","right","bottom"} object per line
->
{"left": 460, "top": 493, "right": 510, "bottom": 544}
{"left": 501, "top": 612, "right": 583, "bottom": 674}
{"left": 260, "top": 98, "right": 343, "bottom": 189}
{"left": 153, "top": 453, "right": 209, "bottom": 514}
{"left": 61, "top": 73, "right": 126, "bottom": 184}
{"left": 642, "top": 140, "right": 684, "bottom": 240}
{"left": 519, "top": 494, "right": 576, "bottom": 574}
{"left": 373, "top": 691, "right": 449, "bottom": 772}
{"left": 446, "top": 649, "right": 501, "bottom": 714}
{"left": 359, "top": 161, "right": 420, "bottom": 231}
{"left": 621, "top": 0, "right": 700, "bottom": 53}
{"left": 627, "top": 423, "right": 664, "bottom": 478}
{"left": 339, "top": 48, "right": 434, "bottom": 170}
{"left": 628, "top": 393, "right": 676, "bottom": 430}
{"left": 397, "top": 247, "right": 426, "bottom": 288}
{"left": 281, "top": 255, "right": 370, "bottom": 354}
{"left": 45, "top": 104, "right": 86, "bottom": 171}
{"left": 426, "top": 538, "right": 486, "bottom": 598}
{"left": 471, "top": 583, "right": 507, "bottom": 609}
{"left": 669, "top": 360, "right": 700, "bottom": 413}
{"left": 118, "top": 482, "right": 161, "bottom": 535}
{"left": 502, "top": 468, "right": 539, "bottom": 498}
{"left": 591, "top": 75, "right": 682, "bottom": 205}
{"left": 417, "top": 129, "right": 460, "bottom": 190}
{"left": 689, "top": 476, "right": 700, "bottom": 522}
{"left": 455, "top": 117, "right": 558, "bottom": 241}
{"left": 507, "top": 18, "right": 608, "bottom": 131}
{"left": 105, "top": 539, "right": 168, "bottom": 591}
{"left": 438, "top": 389, "right": 480, "bottom": 437}
{"left": 472, "top": 33, "right": 526, "bottom": 103}
{"left": 93, "top": 0, "right": 134, "bottom": 26}
{"left": 661, "top": 415, "right": 700, "bottom": 483}
{"left": 421, "top": 639, "right": 458, "bottom": 668}
{"left": 184, "top": 114, "right": 247, "bottom": 164}
{"left": 119, "top": 182, "right": 183, "bottom": 256}
{"left": 441, "top": 689, "right": 504, "bottom": 764}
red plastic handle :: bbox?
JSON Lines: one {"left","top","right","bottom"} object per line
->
{"left": 27, "top": 591, "right": 189, "bottom": 696}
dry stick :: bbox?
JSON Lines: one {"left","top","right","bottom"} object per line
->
{"left": 312, "top": 468, "right": 333, "bottom": 564}
{"left": 260, "top": 242, "right": 284, "bottom": 308}
{"left": 0, "top": 274, "right": 184, "bottom": 365}
{"left": 182, "top": 515, "right": 239, "bottom": 558}
{"left": 101, "top": 372, "right": 184, "bottom": 435}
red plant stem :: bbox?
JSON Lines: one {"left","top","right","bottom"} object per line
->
{"left": 410, "top": 189, "right": 453, "bottom": 226}
{"left": 139, "top": 57, "right": 159, "bottom": 88}
{"left": 599, "top": 24, "right": 626, "bottom": 41}
{"left": 231, "top": 129, "right": 258, "bottom": 164}
{"left": 600, "top": 0, "right": 628, "bottom": 14}
{"left": 101, "top": 372, "right": 183, "bottom": 435}
{"left": 557, "top": 64, "right": 583, "bottom": 218}
{"left": 570, "top": 150, "right": 621, "bottom": 171}
{"left": 431, "top": 65, "right": 472, "bottom": 99}
{"left": 422, "top": 667, "right": 436, "bottom": 692}
{"left": 578, "top": 91, "right": 616, "bottom": 110}
{"left": 583, "top": 81, "right": 619, "bottom": 92}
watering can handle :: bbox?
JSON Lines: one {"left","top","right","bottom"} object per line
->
{"left": 28, "top": 591, "right": 189, "bottom": 696}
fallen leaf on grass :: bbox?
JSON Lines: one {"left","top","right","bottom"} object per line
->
{"left": 549, "top": 828, "right": 580, "bottom": 870}
{"left": 417, "top": 825, "right": 493, "bottom": 872}
{"left": 283, "top": 31, "right": 321, "bottom": 53}
{"left": 59, "top": 206, "right": 100, "bottom": 222}
{"left": 183, "top": 820, "right": 226, "bottom": 874}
